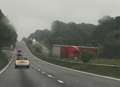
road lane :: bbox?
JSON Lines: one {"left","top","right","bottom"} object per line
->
{"left": 0, "top": 60, "right": 64, "bottom": 87}
{"left": 18, "top": 41, "right": 120, "bottom": 87}
{"left": 0, "top": 62, "right": 21, "bottom": 87}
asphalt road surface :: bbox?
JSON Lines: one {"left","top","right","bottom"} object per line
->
{"left": 0, "top": 41, "right": 120, "bottom": 87}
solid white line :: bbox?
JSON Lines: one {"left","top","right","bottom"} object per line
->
{"left": 25, "top": 42, "right": 120, "bottom": 82}
{"left": 57, "top": 80, "right": 64, "bottom": 84}
{"left": 34, "top": 57, "right": 120, "bottom": 81}
{"left": 48, "top": 61, "right": 120, "bottom": 81}
{"left": 0, "top": 59, "right": 13, "bottom": 75}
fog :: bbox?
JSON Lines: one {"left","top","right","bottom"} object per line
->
{"left": 0, "top": 0, "right": 120, "bottom": 40}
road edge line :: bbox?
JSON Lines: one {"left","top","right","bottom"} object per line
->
{"left": 0, "top": 59, "right": 13, "bottom": 75}
{"left": 24, "top": 41, "right": 120, "bottom": 81}
{"left": 33, "top": 56, "right": 120, "bottom": 81}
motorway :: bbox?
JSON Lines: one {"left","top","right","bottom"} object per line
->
{"left": 0, "top": 41, "right": 120, "bottom": 87}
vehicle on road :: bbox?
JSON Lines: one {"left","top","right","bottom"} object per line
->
{"left": 17, "top": 49, "right": 22, "bottom": 53}
{"left": 15, "top": 57, "right": 30, "bottom": 68}
{"left": 16, "top": 49, "right": 23, "bottom": 57}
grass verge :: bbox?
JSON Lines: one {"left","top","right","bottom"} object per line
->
{"left": 91, "top": 59, "right": 120, "bottom": 66}
{"left": 27, "top": 43, "right": 120, "bottom": 79}
{"left": 0, "top": 51, "right": 9, "bottom": 70}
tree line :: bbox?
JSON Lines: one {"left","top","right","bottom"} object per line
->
{"left": 0, "top": 10, "right": 17, "bottom": 49}
{"left": 28, "top": 16, "right": 120, "bottom": 58}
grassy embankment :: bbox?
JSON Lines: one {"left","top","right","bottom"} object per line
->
{"left": 27, "top": 43, "right": 120, "bottom": 79}
{"left": 0, "top": 51, "right": 9, "bottom": 70}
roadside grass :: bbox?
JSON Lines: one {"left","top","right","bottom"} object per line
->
{"left": 91, "top": 58, "right": 120, "bottom": 66}
{"left": 27, "top": 43, "right": 120, "bottom": 79}
{"left": 0, "top": 52, "right": 8, "bottom": 70}
{"left": 36, "top": 54, "right": 120, "bottom": 79}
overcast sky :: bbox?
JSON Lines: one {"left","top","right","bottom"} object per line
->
{"left": 0, "top": 0, "right": 120, "bottom": 40}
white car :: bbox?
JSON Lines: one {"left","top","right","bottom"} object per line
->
{"left": 15, "top": 57, "right": 30, "bottom": 68}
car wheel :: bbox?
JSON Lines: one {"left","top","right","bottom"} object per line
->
{"left": 15, "top": 65, "right": 17, "bottom": 69}
{"left": 26, "top": 66, "right": 29, "bottom": 68}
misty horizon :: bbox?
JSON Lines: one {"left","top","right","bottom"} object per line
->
{"left": 0, "top": 0, "right": 120, "bottom": 40}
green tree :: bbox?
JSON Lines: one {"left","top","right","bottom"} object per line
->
{"left": 51, "top": 20, "right": 96, "bottom": 45}
{"left": 28, "top": 20, "right": 96, "bottom": 48}
{"left": 0, "top": 10, "right": 17, "bottom": 49}
{"left": 81, "top": 51, "right": 94, "bottom": 63}
{"left": 93, "top": 16, "right": 120, "bottom": 58}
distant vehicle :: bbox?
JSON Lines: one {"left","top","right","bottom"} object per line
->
{"left": 16, "top": 49, "right": 23, "bottom": 58}
{"left": 15, "top": 56, "right": 30, "bottom": 68}
{"left": 17, "top": 49, "right": 22, "bottom": 53}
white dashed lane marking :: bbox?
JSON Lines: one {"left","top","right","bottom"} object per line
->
{"left": 57, "top": 80, "right": 64, "bottom": 84}
{"left": 38, "top": 69, "right": 41, "bottom": 71}
{"left": 32, "top": 66, "right": 65, "bottom": 84}
{"left": 41, "top": 71, "right": 46, "bottom": 74}
{"left": 47, "top": 74, "right": 55, "bottom": 78}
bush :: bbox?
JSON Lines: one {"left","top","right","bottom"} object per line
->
{"left": 34, "top": 45, "right": 42, "bottom": 53}
{"left": 81, "top": 51, "right": 94, "bottom": 63}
